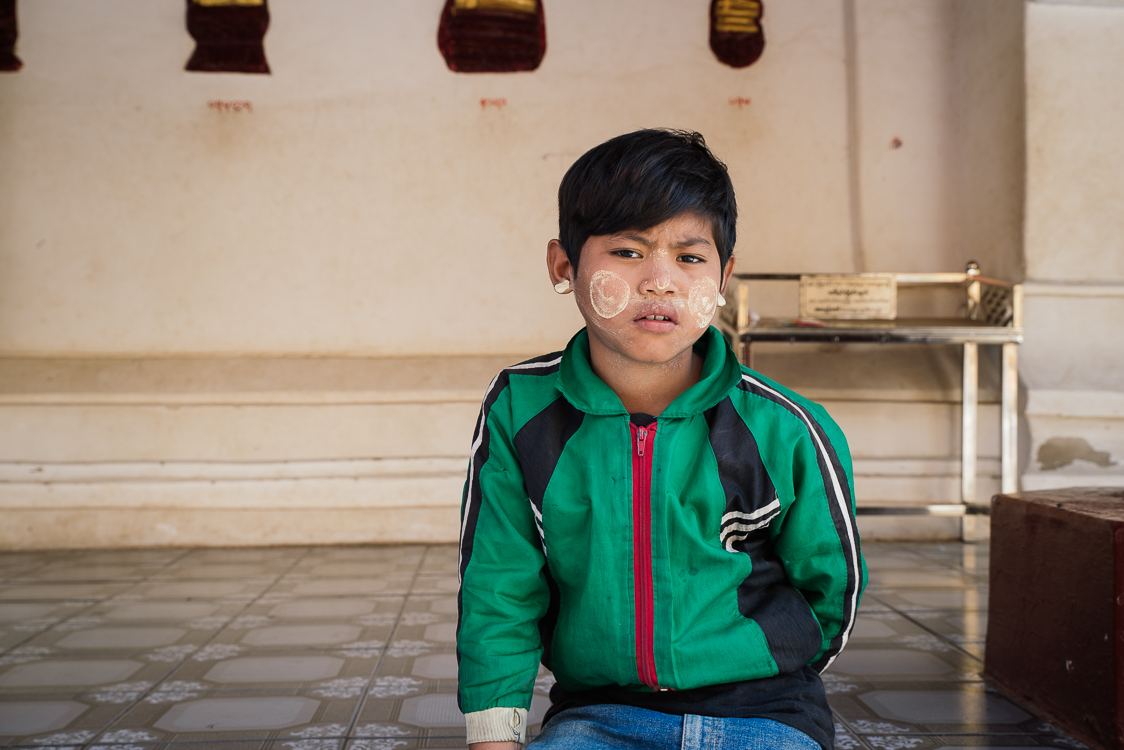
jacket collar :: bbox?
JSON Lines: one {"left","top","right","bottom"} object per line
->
{"left": 556, "top": 326, "right": 743, "bottom": 417}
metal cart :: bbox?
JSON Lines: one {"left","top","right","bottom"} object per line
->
{"left": 718, "top": 263, "right": 1023, "bottom": 518}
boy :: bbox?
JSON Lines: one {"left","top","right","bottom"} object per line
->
{"left": 457, "top": 129, "right": 865, "bottom": 750}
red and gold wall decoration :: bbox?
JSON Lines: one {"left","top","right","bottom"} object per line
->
{"left": 438, "top": 0, "right": 546, "bottom": 73}
{"left": 709, "top": 0, "right": 765, "bottom": 69}
{"left": 185, "top": 0, "right": 270, "bottom": 74}
{"left": 1, "top": 0, "right": 21, "bottom": 72}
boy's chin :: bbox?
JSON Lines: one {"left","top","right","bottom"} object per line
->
{"left": 586, "top": 322, "right": 702, "bottom": 366}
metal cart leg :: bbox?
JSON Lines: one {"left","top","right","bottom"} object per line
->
{"left": 961, "top": 342, "right": 978, "bottom": 506}
{"left": 1001, "top": 342, "right": 1019, "bottom": 494}
{"left": 961, "top": 342, "right": 980, "bottom": 541}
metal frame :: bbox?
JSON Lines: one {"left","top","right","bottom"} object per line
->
{"left": 719, "top": 268, "right": 1023, "bottom": 520}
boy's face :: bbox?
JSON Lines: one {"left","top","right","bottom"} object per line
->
{"left": 548, "top": 212, "right": 735, "bottom": 372}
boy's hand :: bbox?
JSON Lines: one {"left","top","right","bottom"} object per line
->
{"left": 469, "top": 744, "right": 521, "bottom": 750}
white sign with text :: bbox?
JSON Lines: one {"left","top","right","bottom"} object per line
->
{"left": 799, "top": 274, "right": 897, "bottom": 320}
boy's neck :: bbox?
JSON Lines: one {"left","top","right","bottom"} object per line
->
{"left": 587, "top": 340, "right": 704, "bottom": 416}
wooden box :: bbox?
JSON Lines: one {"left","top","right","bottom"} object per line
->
{"left": 986, "top": 487, "right": 1124, "bottom": 750}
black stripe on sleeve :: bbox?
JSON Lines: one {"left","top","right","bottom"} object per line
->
{"left": 735, "top": 375, "right": 863, "bottom": 672}
{"left": 704, "top": 397, "right": 780, "bottom": 556}
{"left": 706, "top": 397, "right": 823, "bottom": 672}
{"left": 512, "top": 397, "right": 583, "bottom": 667}
{"left": 456, "top": 353, "right": 563, "bottom": 711}
{"left": 458, "top": 374, "right": 505, "bottom": 585}
{"left": 736, "top": 564, "right": 825, "bottom": 674}
{"left": 458, "top": 351, "right": 563, "bottom": 582}
{"left": 514, "top": 396, "right": 585, "bottom": 522}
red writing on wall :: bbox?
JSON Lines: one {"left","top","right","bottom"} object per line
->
{"left": 208, "top": 100, "right": 253, "bottom": 113}
{"left": 479, "top": 98, "right": 507, "bottom": 110}
{"left": 728, "top": 97, "right": 751, "bottom": 109}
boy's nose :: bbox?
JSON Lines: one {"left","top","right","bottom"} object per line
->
{"left": 642, "top": 252, "right": 674, "bottom": 293}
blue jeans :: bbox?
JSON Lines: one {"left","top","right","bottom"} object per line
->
{"left": 528, "top": 704, "right": 821, "bottom": 750}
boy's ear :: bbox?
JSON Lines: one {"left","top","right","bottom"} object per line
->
{"left": 547, "top": 239, "right": 575, "bottom": 288}
{"left": 720, "top": 255, "right": 736, "bottom": 296}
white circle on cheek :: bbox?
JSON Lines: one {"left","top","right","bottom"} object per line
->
{"left": 687, "top": 277, "right": 720, "bottom": 328}
{"left": 589, "top": 270, "right": 631, "bottom": 319}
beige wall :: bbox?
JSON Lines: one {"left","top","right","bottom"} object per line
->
{"left": 1020, "top": 0, "right": 1124, "bottom": 492}
{"left": 855, "top": 0, "right": 1025, "bottom": 280}
{"left": 0, "top": 1, "right": 1039, "bottom": 547}
{"left": 0, "top": 0, "right": 1024, "bottom": 358}
{"left": 1025, "top": 1, "right": 1124, "bottom": 287}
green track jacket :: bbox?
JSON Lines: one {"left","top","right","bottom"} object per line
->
{"left": 457, "top": 326, "right": 865, "bottom": 731}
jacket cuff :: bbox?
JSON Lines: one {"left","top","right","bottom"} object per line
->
{"left": 465, "top": 706, "right": 528, "bottom": 746}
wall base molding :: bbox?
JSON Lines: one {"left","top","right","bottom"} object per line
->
{"left": 0, "top": 353, "right": 1015, "bottom": 548}
{"left": 0, "top": 457, "right": 465, "bottom": 550}
{"left": 0, "top": 455, "right": 999, "bottom": 549}
{"left": 0, "top": 506, "right": 460, "bottom": 551}
{"left": 1023, "top": 387, "right": 1124, "bottom": 492}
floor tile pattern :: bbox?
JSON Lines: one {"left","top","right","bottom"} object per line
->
{"left": 0, "top": 543, "right": 1087, "bottom": 750}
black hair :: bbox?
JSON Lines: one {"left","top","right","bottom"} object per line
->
{"left": 557, "top": 129, "right": 737, "bottom": 272}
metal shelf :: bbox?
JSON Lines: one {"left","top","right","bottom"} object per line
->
{"left": 719, "top": 265, "right": 1023, "bottom": 526}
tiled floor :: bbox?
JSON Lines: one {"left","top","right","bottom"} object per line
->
{"left": 0, "top": 543, "right": 1087, "bottom": 750}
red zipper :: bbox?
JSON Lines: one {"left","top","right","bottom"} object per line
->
{"left": 630, "top": 421, "right": 660, "bottom": 689}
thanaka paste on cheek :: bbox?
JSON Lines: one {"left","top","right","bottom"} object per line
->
{"left": 687, "top": 277, "right": 720, "bottom": 328}
{"left": 590, "top": 270, "right": 630, "bottom": 318}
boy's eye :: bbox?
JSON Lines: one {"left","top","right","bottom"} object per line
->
{"left": 611, "top": 249, "right": 643, "bottom": 259}
{"left": 678, "top": 254, "right": 705, "bottom": 264}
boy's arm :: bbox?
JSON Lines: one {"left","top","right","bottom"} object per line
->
{"left": 458, "top": 390, "right": 551, "bottom": 746}
{"left": 771, "top": 403, "right": 867, "bottom": 672}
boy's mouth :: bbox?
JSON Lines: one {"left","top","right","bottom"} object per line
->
{"left": 633, "top": 304, "right": 679, "bottom": 331}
